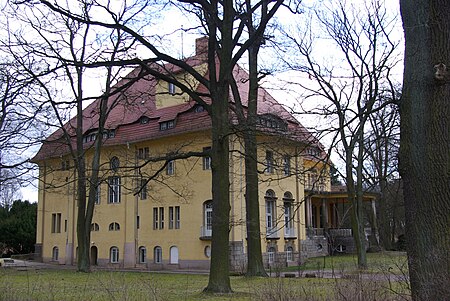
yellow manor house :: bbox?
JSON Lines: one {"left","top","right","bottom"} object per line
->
{"left": 32, "top": 38, "right": 374, "bottom": 271}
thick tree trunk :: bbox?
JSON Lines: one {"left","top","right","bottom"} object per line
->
{"left": 204, "top": 89, "right": 232, "bottom": 293}
{"left": 400, "top": 1, "right": 450, "bottom": 300}
{"left": 244, "top": 38, "right": 267, "bottom": 277}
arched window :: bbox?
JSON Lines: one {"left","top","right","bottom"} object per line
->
{"left": 110, "top": 156, "right": 120, "bottom": 172}
{"left": 267, "top": 247, "right": 276, "bottom": 264}
{"left": 52, "top": 246, "right": 59, "bottom": 261}
{"left": 202, "top": 200, "right": 213, "bottom": 238}
{"left": 91, "top": 223, "right": 100, "bottom": 231}
{"left": 154, "top": 246, "right": 162, "bottom": 264}
{"left": 283, "top": 192, "right": 294, "bottom": 237}
{"left": 110, "top": 246, "right": 119, "bottom": 263}
{"left": 265, "top": 190, "right": 277, "bottom": 238}
{"left": 286, "top": 246, "right": 294, "bottom": 262}
{"left": 204, "top": 246, "right": 211, "bottom": 258}
{"left": 138, "top": 246, "right": 147, "bottom": 263}
{"left": 108, "top": 222, "right": 120, "bottom": 231}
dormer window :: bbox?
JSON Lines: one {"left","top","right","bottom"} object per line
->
{"left": 168, "top": 82, "right": 176, "bottom": 95}
{"left": 258, "top": 114, "right": 287, "bottom": 131}
{"left": 160, "top": 120, "right": 175, "bottom": 131}
{"left": 140, "top": 116, "right": 149, "bottom": 124}
{"left": 194, "top": 105, "right": 205, "bottom": 113}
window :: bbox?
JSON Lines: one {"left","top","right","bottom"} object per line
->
{"left": 268, "top": 247, "right": 276, "bottom": 264}
{"left": 52, "top": 246, "right": 59, "bottom": 261}
{"left": 83, "top": 132, "right": 96, "bottom": 143}
{"left": 159, "top": 120, "right": 175, "bottom": 131}
{"left": 166, "top": 160, "right": 175, "bottom": 175}
{"left": 283, "top": 155, "right": 291, "bottom": 176}
{"left": 169, "top": 206, "right": 181, "bottom": 229}
{"left": 94, "top": 185, "right": 101, "bottom": 205}
{"left": 153, "top": 207, "right": 164, "bottom": 229}
{"left": 154, "top": 246, "right": 162, "bottom": 263}
{"left": 51, "top": 213, "right": 62, "bottom": 233}
{"left": 137, "top": 216, "right": 140, "bottom": 229}
{"left": 168, "top": 82, "right": 176, "bottom": 95}
{"left": 203, "top": 201, "right": 213, "bottom": 237}
{"left": 110, "top": 247, "right": 119, "bottom": 263}
{"left": 286, "top": 246, "right": 293, "bottom": 262}
{"left": 61, "top": 160, "right": 70, "bottom": 170}
{"left": 204, "top": 246, "right": 211, "bottom": 258}
{"left": 169, "top": 207, "right": 174, "bottom": 229}
{"left": 194, "top": 105, "right": 205, "bottom": 113}
{"left": 266, "top": 151, "right": 274, "bottom": 174}
{"left": 203, "top": 147, "right": 211, "bottom": 170}
{"left": 108, "top": 176, "right": 121, "bottom": 203}
{"left": 175, "top": 206, "right": 180, "bottom": 229}
{"left": 91, "top": 223, "right": 100, "bottom": 231}
{"left": 159, "top": 207, "right": 164, "bottom": 229}
{"left": 110, "top": 156, "right": 120, "bottom": 172}
{"left": 284, "top": 192, "right": 294, "bottom": 237}
{"left": 108, "top": 222, "right": 120, "bottom": 231}
{"left": 265, "top": 190, "right": 276, "bottom": 237}
{"left": 138, "top": 246, "right": 147, "bottom": 263}
{"left": 153, "top": 208, "right": 158, "bottom": 230}
{"left": 140, "top": 179, "right": 148, "bottom": 200}
{"left": 137, "top": 147, "right": 149, "bottom": 160}
{"left": 140, "top": 116, "right": 149, "bottom": 124}
{"left": 64, "top": 220, "right": 67, "bottom": 232}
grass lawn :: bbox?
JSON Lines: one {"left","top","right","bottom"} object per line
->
{"left": 285, "top": 251, "right": 408, "bottom": 274}
{"left": 0, "top": 252, "right": 409, "bottom": 301}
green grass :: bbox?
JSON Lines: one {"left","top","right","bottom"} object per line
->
{"left": 0, "top": 252, "right": 409, "bottom": 301}
{"left": 285, "top": 251, "right": 408, "bottom": 274}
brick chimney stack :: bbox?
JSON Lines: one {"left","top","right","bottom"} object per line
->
{"left": 195, "top": 36, "right": 208, "bottom": 56}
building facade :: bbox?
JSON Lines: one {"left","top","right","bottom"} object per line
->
{"left": 33, "top": 38, "right": 341, "bottom": 271}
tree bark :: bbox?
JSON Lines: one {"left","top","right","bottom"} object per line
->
{"left": 400, "top": 0, "right": 450, "bottom": 299}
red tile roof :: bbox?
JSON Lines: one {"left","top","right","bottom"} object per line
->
{"left": 32, "top": 55, "right": 323, "bottom": 162}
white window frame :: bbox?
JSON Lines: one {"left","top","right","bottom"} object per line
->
{"left": 140, "top": 179, "right": 148, "bottom": 200}
{"left": 268, "top": 247, "right": 276, "bottom": 264}
{"left": 108, "top": 176, "right": 121, "bottom": 203}
{"left": 166, "top": 160, "right": 175, "bottom": 175}
{"left": 153, "top": 207, "right": 158, "bottom": 230}
{"left": 286, "top": 246, "right": 293, "bottom": 262}
{"left": 168, "top": 82, "right": 176, "bottom": 95}
{"left": 110, "top": 247, "right": 119, "bottom": 263}
{"left": 169, "top": 207, "right": 174, "bottom": 229}
{"left": 175, "top": 206, "right": 180, "bottom": 229}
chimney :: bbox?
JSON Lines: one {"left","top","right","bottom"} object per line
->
{"left": 195, "top": 36, "right": 209, "bottom": 56}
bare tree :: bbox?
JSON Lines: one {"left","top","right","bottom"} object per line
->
{"left": 400, "top": 0, "right": 450, "bottom": 299}
{"left": 362, "top": 91, "right": 400, "bottom": 250}
{"left": 284, "top": 0, "right": 400, "bottom": 268}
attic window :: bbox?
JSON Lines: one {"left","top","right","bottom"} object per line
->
{"left": 258, "top": 114, "right": 287, "bottom": 131}
{"left": 140, "top": 117, "right": 149, "bottom": 124}
{"left": 83, "top": 133, "right": 96, "bottom": 143}
{"left": 194, "top": 105, "right": 205, "bottom": 113}
{"left": 306, "top": 147, "right": 321, "bottom": 157}
{"left": 168, "top": 83, "right": 176, "bottom": 95}
{"left": 159, "top": 120, "right": 175, "bottom": 131}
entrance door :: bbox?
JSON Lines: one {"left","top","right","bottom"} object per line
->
{"left": 90, "top": 246, "right": 98, "bottom": 265}
{"left": 170, "top": 246, "right": 179, "bottom": 264}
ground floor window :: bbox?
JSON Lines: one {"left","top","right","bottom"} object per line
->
{"left": 154, "top": 246, "right": 162, "bottom": 263}
{"left": 110, "top": 246, "right": 119, "bottom": 263}
{"left": 52, "top": 246, "right": 59, "bottom": 261}
{"left": 286, "top": 246, "right": 293, "bottom": 262}
{"left": 268, "top": 247, "right": 276, "bottom": 264}
{"left": 138, "top": 246, "right": 147, "bottom": 263}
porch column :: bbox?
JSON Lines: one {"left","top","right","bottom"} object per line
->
{"left": 321, "top": 199, "right": 328, "bottom": 230}
{"left": 306, "top": 196, "right": 313, "bottom": 228}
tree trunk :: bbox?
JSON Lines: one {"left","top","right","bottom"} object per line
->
{"left": 204, "top": 88, "right": 232, "bottom": 293}
{"left": 243, "top": 35, "right": 267, "bottom": 278}
{"left": 400, "top": 0, "right": 450, "bottom": 300}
